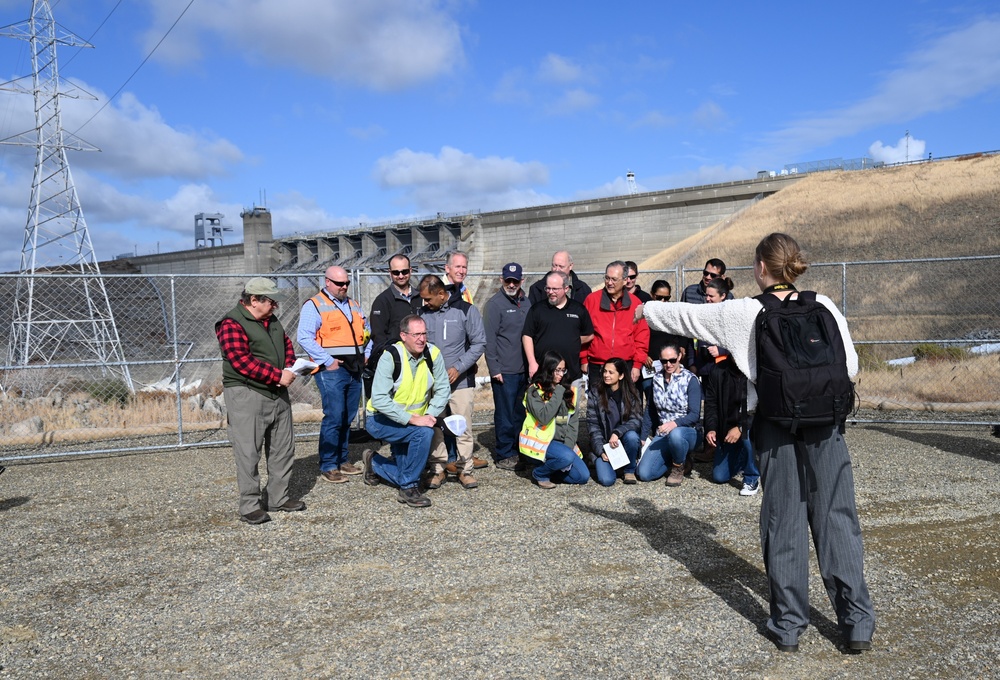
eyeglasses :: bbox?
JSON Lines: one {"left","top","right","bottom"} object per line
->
{"left": 604, "top": 276, "right": 622, "bottom": 283}
{"left": 402, "top": 331, "right": 427, "bottom": 338}
{"left": 390, "top": 269, "right": 410, "bottom": 276}
{"left": 702, "top": 270, "right": 721, "bottom": 279}
{"left": 626, "top": 274, "right": 638, "bottom": 280}
{"left": 544, "top": 286, "right": 567, "bottom": 292}
{"left": 326, "top": 278, "right": 350, "bottom": 287}
{"left": 662, "top": 357, "right": 680, "bottom": 365}
{"left": 259, "top": 297, "right": 278, "bottom": 307}
{"left": 554, "top": 367, "right": 567, "bottom": 374}
{"left": 654, "top": 294, "right": 671, "bottom": 301}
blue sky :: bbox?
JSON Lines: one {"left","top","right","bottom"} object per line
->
{"left": 1, "top": 0, "right": 999, "bottom": 271}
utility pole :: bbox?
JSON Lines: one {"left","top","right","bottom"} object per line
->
{"left": 0, "top": 0, "right": 132, "bottom": 391}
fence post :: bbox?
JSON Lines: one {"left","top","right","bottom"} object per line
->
{"left": 170, "top": 275, "right": 184, "bottom": 445}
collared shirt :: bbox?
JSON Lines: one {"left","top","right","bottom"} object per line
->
{"left": 370, "top": 343, "right": 451, "bottom": 425}
{"left": 297, "top": 290, "right": 370, "bottom": 367}
{"left": 217, "top": 316, "right": 295, "bottom": 385}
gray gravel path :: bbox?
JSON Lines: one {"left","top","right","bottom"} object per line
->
{"left": 2, "top": 423, "right": 999, "bottom": 678}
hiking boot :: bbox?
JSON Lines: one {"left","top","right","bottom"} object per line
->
{"left": 458, "top": 473, "right": 478, "bottom": 489}
{"left": 473, "top": 456, "right": 489, "bottom": 469}
{"left": 426, "top": 471, "right": 447, "bottom": 489}
{"left": 362, "top": 448, "right": 380, "bottom": 486}
{"left": 397, "top": 486, "right": 432, "bottom": 508}
{"left": 240, "top": 509, "right": 272, "bottom": 525}
{"left": 320, "top": 469, "right": 348, "bottom": 484}
{"left": 535, "top": 478, "right": 556, "bottom": 490}
{"left": 623, "top": 472, "right": 637, "bottom": 485}
{"left": 339, "top": 462, "right": 363, "bottom": 475}
{"left": 740, "top": 480, "right": 760, "bottom": 496}
{"left": 665, "top": 463, "right": 685, "bottom": 487}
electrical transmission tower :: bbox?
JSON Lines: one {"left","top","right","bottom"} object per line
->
{"left": 1, "top": 0, "right": 132, "bottom": 390}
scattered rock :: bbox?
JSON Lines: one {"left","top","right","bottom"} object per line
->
{"left": 11, "top": 416, "right": 44, "bottom": 436}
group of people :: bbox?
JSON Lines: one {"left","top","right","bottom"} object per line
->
{"left": 216, "top": 233, "right": 875, "bottom": 654}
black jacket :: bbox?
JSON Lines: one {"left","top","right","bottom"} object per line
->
{"left": 703, "top": 357, "right": 749, "bottom": 436}
{"left": 586, "top": 387, "right": 641, "bottom": 452}
{"left": 528, "top": 270, "right": 592, "bottom": 305}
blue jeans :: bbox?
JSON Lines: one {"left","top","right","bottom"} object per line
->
{"left": 491, "top": 373, "right": 527, "bottom": 461}
{"left": 712, "top": 433, "right": 759, "bottom": 485}
{"left": 532, "top": 440, "right": 589, "bottom": 485}
{"left": 594, "top": 430, "right": 641, "bottom": 486}
{"left": 364, "top": 412, "right": 433, "bottom": 489}
{"left": 636, "top": 426, "right": 697, "bottom": 481}
{"left": 315, "top": 366, "right": 362, "bottom": 472}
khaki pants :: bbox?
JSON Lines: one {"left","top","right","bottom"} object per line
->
{"left": 428, "top": 386, "right": 475, "bottom": 474}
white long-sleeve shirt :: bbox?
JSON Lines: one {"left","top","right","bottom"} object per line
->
{"left": 642, "top": 294, "right": 858, "bottom": 411}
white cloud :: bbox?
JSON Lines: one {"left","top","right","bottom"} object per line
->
{"left": 691, "top": 101, "right": 728, "bottom": 130}
{"left": 869, "top": 135, "right": 927, "bottom": 164}
{"left": 574, "top": 174, "right": 648, "bottom": 201}
{"left": 145, "top": 0, "right": 465, "bottom": 91}
{"left": 0, "top": 87, "right": 244, "bottom": 181}
{"left": 374, "top": 146, "right": 551, "bottom": 212}
{"left": 538, "top": 54, "right": 583, "bottom": 83}
{"left": 348, "top": 124, "right": 387, "bottom": 141}
{"left": 545, "top": 88, "right": 600, "bottom": 115}
{"left": 760, "top": 17, "right": 1000, "bottom": 157}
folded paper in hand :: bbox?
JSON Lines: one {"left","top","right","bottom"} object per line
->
{"left": 290, "top": 358, "right": 319, "bottom": 376}
{"left": 603, "top": 442, "right": 630, "bottom": 470}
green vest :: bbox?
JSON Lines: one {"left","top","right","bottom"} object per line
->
{"left": 218, "top": 304, "right": 287, "bottom": 399}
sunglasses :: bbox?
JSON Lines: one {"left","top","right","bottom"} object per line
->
{"left": 625, "top": 274, "right": 638, "bottom": 280}
{"left": 503, "top": 278, "right": 521, "bottom": 284}
{"left": 390, "top": 269, "right": 411, "bottom": 276}
{"left": 702, "top": 270, "right": 721, "bottom": 279}
{"left": 654, "top": 294, "right": 671, "bottom": 301}
{"left": 326, "top": 278, "right": 350, "bottom": 287}
{"left": 662, "top": 357, "right": 680, "bottom": 365}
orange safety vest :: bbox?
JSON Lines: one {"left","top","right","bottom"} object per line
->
{"left": 308, "top": 292, "right": 366, "bottom": 361}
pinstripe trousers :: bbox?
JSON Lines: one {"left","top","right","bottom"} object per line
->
{"left": 756, "top": 419, "right": 876, "bottom": 646}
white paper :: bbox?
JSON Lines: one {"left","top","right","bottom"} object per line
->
{"left": 641, "top": 360, "right": 662, "bottom": 380}
{"left": 290, "top": 358, "right": 319, "bottom": 376}
{"left": 603, "top": 442, "right": 631, "bottom": 470}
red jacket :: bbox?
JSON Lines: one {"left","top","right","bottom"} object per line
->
{"left": 581, "top": 289, "right": 650, "bottom": 370}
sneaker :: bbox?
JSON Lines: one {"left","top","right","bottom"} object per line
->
{"left": 623, "top": 472, "right": 637, "bottom": 485}
{"left": 665, "top": 463, "right": 685, "bottom": 487}
{"left": 740, "top": 480, "right": 760, "bottom": 496}
{"left": 362, "top": 448, "right": 380, "bottom": 486}
{"left": 397, "top": 486, "right": 432, "bottom": 508}
{"left": 495, "top": 456, "right": 519, "bottom": 471}
{"left": 535, "top": 478, "right": 556, "bottom": 490}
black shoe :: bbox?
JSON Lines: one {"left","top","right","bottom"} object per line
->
{"left": 765, "top": 628, "right": 799, "bottom": 653}
{"left": 847, "top": 640, "right": 872, "bottom": 652}
{"left": 362, "top": 448, "right": 380, "bottom": 486}
{"left": 240, "top": 509, "right": 272, "bottom": 525}
{"left": 397, "top": 486, "right": 432, "bottom": 508}
{"left": 269, "top": 500, "right": 306, "bottom": 512}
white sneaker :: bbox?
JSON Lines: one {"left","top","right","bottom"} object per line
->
{"left": 740, "top": 480, "right": 760, "bottom": 496}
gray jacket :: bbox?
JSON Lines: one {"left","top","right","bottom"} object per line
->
{"left": 418, "top": 299, "right": 486, "bottom": 390}
{"left": 484, "top": 289, "right": 531, "bottom": 376}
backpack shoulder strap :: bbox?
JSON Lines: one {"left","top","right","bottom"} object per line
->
{"left": 386, "top": 344, "right": 403, "bottom": 383}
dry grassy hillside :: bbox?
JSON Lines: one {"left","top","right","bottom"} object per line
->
{"left": 638, "top": 153, "right": 1000, "bottom": 406}
{"left": 640, "top": 153, "right": 1000, "bottom": 273}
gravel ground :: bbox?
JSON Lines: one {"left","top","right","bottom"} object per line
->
{"left": 2, "top": 421, "right": 999, "bottom": 679}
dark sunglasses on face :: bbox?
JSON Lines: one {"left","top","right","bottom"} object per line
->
{"left": 503, "top": 278, "right": 520, "bottom": 284}
{"left": 662, "top": 357, "right": 680, "bottom": 365}
{"left": 654, "top": 294, "right": 671, "bottom": 301}
{"left": 626, "top": 274, "right": 638, "bottom": 280}
{"left": 326, "top": 278, "right": 350, "bottom": 287}
{"left": 702, "top": 270, "right": 720, "bottom": 279}
{"left": 390, "top": 269, "right": 410, "bottom": 276}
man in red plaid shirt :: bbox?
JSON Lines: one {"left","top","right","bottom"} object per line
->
{"left": 216, "top": 277, "right": 305, "bottom": 525}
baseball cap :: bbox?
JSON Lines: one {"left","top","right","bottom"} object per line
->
{"left": 502, "top": 262, "right": 523, "bottom": 280}
{"left": 243, "top": 277, "right": 286, "bottom": 300}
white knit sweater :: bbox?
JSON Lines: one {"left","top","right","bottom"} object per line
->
{"left": 642, "top": 295, "right": 858, "bottom": 411}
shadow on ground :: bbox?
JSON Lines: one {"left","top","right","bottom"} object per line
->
{"left": 572, "top": 497, "right": 843, "bottom": 648}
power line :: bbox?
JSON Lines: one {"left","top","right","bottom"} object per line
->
{"left": 72, "top": 0, "right": 197, "bottom": 136}
{"left": 60, "top": 0, "right": 125, "bottom": 71}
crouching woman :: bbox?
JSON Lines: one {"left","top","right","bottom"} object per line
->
{"left": 519, "top": 351, "right": 589, "bottom": 489}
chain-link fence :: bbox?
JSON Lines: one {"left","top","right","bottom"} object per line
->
{"left": 2, "top": 255, "right": 998, "bottom": 462}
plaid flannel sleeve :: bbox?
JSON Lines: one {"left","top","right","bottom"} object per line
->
{"left": 216, "top": 317, "right": 284, "bottom": 385}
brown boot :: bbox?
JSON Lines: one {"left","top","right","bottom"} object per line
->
{"left": 665, "top": 463, "right": 685, "bottom": 487}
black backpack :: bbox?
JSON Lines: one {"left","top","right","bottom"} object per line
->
{"left": 754, "top": 291, "right": 855, "bottom": 433}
